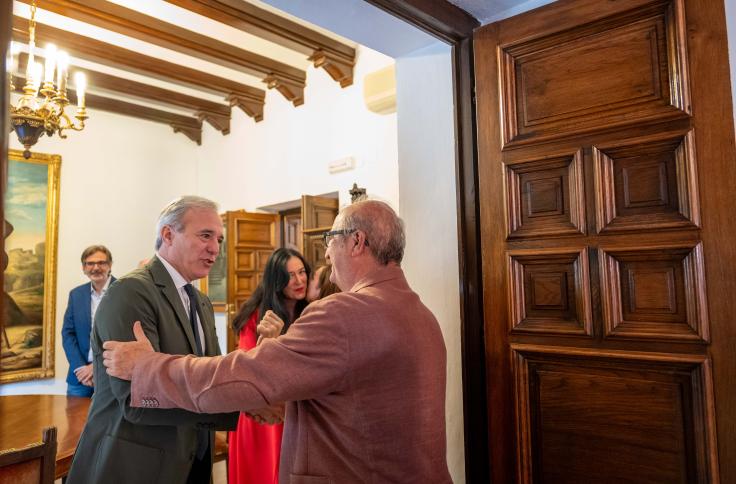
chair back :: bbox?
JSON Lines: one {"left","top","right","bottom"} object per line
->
{"left": 0, "top": 427, "right": 57, "bottom": 484}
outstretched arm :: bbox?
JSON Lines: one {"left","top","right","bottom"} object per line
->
{"left": 104, "top": 301, "right": 350, "bottom": 415}
{"left": 95, "top": 280, "right": 237, "bottom": 429}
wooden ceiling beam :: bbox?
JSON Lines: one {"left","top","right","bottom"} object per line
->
{"left": 165, "top": 0, "right": 356, "bottom": 88}
{"left": 19, "top": 52, "right": 231, "bottom": 134}
{"left": 12, "top": 16, "right": 265, "bottom": 122}
{"left": 16, "top": 0, "right": 306, "bottom": 106}
{"left": 12, "top": 75, "right": 203, "bottom": 144}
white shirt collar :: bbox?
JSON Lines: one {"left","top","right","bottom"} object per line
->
{"left": 156, "top": 253, "right": 189, "bottom": 289}
{"left": 90, "top": 275, "right": 112, "bottom": 295}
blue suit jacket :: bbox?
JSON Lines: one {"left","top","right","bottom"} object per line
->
{"left": 61, "top": 277, "right": 115, "bottom": 385}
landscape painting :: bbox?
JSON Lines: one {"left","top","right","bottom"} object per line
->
{"left": 1, "top": 149, "right": 60, "bottom": 383}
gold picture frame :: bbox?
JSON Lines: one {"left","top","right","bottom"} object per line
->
{"left": 1, "top": 149, "right": 61, "bottom": 383}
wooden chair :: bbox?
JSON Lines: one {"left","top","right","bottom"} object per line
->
{"left": 0, "top": 427, "right": 57, "bottom": 484}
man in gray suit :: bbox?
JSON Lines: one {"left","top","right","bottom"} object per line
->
{"left": 67, "top": 196, "right": 237, "bottom": 484}
{"left": 103, "top": 200, "right": 452, "bottom": 483}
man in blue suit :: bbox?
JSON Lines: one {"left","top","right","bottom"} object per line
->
{"left": 61, "top": 245, "right": 115, "bottom": 397}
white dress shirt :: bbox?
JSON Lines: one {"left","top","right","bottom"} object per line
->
{"left": 157, "top": 254, "right": 205, "bottom": 350}
{"left": 87, "top": 275, "right": 112, "bottom": 363}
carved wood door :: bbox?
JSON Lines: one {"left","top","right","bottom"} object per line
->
{"left": 475, "top": 0, "right": 736, "bottom": 482}
{"left": 224, "top": 210, "right": 279, "bottom": 352}
{"left": 301, "top": 195, "right": 338, "bottom": 269}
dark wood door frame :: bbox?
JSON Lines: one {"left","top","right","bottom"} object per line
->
{"left": 0, "top": 1, "right": 489, "bottom": 481}
{"left": 362, "top": 2, "right": 488, "bottom": 483}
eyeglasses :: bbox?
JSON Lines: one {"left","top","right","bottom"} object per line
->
{"left": 322, "top": 228, "right": 368, "bottom": 247}
{"left": 84, "top": 260, "right": 109, "bottom": 268}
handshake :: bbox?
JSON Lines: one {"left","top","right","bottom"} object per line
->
{"left": 246, "top": 403, "right": 285, "bottom": 425}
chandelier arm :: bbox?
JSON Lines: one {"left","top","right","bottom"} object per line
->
{"left": 10, "top": 0, "right": 88, "bottom": 153}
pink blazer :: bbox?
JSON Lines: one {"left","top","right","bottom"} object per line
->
{"left": 131, "top": 264, "right": 452, "bottom": 483}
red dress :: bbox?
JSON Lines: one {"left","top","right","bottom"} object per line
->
{"left": 228, "top": 311, "right": 283, "bottom": 484}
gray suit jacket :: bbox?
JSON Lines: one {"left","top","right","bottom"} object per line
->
{"left": 130, "top": 264, "right": 452, "bottom": 484}
{"left": 67, "top": 255, "right": 237, "bottom": 484}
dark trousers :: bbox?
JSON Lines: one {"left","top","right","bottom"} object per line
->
{"left": 186, "top": 442, "right": 212, "bottom": 484}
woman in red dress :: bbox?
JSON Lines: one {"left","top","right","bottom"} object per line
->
{"left": 228, "top": 248, "right": 310, "bottom": 484}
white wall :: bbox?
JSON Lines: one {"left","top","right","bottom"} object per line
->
{"left": 2, "top": 107, "right": 198, "bottom": 395}
{"left": 395, "top": 42, "right": 465, "bottom": 483}
{"left": 195, "top": 46, "right": 398, "bottom": 212}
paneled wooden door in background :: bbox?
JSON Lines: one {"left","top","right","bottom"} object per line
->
{"left": 224, "top": 210, "right": 279, "bottom": 352}
{"left": 301, "top": 195, "right": 338, "bottom": 269}
{"left": 475, "top": 0, "right": 736, "bottom": 482}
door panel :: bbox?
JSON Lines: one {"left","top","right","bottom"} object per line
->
{"left": 225, "top": 210, "right": 279, "bottom": 352}
{"left": 475, "top": 0, "right": 735, "bottom": 481}
{"left": 282, "top": 210, "right": 302, "bottom": 252}
{"left": 498, "top": 0, "right": 690, "bottom": 147}
{"left": 304, "top": 233, "right": 328, "bottom": 268}
{"left": 513, "top": 345, "right": 715, "bottom": 484}
{"left": 301, "top": 195, "right": 338, "bottom": 269}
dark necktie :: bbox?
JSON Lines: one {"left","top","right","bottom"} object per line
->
{"left": 183, "top": 283, "right": 209, "bottom": 461}
{"left": 183, "top": 283, "right": 203, "bottom": 356}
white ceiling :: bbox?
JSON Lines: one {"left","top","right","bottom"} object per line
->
{"left": 262, "top": 0, "right": 438, "bottom": 58}
{"left": 12, "top": 0, "right": 360, "bottom": 98}
{"left": 448, "top": 0, "right": 556, "bottom": 24}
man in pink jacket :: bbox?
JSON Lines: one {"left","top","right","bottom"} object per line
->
{"left": 103, "top": 199, "right": 452, "bottom": 484}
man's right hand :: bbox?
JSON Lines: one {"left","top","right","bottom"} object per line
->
{"left": 102, "top": 321, "right": 154, "bottom": 380}
{"left": 247, "top": 403, "right": 285, "bottom": 425}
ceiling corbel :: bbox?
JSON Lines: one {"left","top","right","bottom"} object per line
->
{"left": 196, "top": 110, "right": 230, "bottom": 135}
{"left": 226, "top": 93, "right": 264, "bottom": 122}
{"left": 264, "top": 74, "right": 304, "bottom": 107}
{"left": 166, "top": 0, "right": 356, "bottom": 88}
{"left": 171, "top": 122, "right": 202, "bottom": 145}
{"left": 19, "top": 52, "right": 231, "bottom": 134}
{"left": 12, "top": 75, "right": 203, "bottom": 144}
{"left": 11, "top": 17, "right": 266, "bottom": 121}
{"left": 16, "top": 0, "right": 306, "bottom": 105}
{"left": 308, "top": 49, "right": 354, "bottom": 88}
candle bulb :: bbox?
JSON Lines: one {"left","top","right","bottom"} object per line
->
{"left": 44, "top": 43, "right": 56, "bottom": 84}
{"left": 74, "top": 72, "right": 86, "bottom": 109}
{"left": 31, "top": 61, "right": 43, "bottom": 95}
{"left": 6, "top": 42, "right": 18, "bottom": 76}
{"left": 26, "top": 39, "right": 35, "bottom": 81}
{"left": 56, "top": 51, "right": 69, "bottom": 96}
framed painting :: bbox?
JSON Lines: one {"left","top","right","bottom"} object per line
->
{"left": 200, "top": 218, "right": 227, "bottom": 312}
{"left": 1, "top": 149, "right": 60, "bottom": 383}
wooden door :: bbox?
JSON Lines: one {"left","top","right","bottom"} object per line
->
{"left": 475, "top": 0, "right": 736, "bottom": 482}
{"left": 301, "top": 195, "right": 338, "bottom": 268}
{"left": 225, "top": 210, "right": 279, "bottom": 352}
{"left": 281, "top": 207, "right": 302, "bottom": 253}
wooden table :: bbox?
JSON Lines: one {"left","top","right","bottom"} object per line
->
{"left": 0, "top": 394, "right": 89, "bottom": 479}
{"left": 0, "top": 394, "right": 228, "bottom": 479}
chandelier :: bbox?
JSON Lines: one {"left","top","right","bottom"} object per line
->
{"left": 8, "top": 0, "right": 88, "bottom": 159}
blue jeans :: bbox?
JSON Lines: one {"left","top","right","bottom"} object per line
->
{"left": 67, "top": 381, "right": 93, "bottom": 397}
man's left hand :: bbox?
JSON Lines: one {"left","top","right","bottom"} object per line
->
{"left": 102, "top": 321, "right": 154, "bottom": 380}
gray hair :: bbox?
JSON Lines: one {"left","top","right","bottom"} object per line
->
{"left": 339, "top": 199, "right": 405, "bottom": 264}
{"left": 154, "top": 196, "right": 219, "bottom": 250}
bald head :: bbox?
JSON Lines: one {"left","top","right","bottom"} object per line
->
{"left": 336, "top": 200, "right": 405, "bottom": 265}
